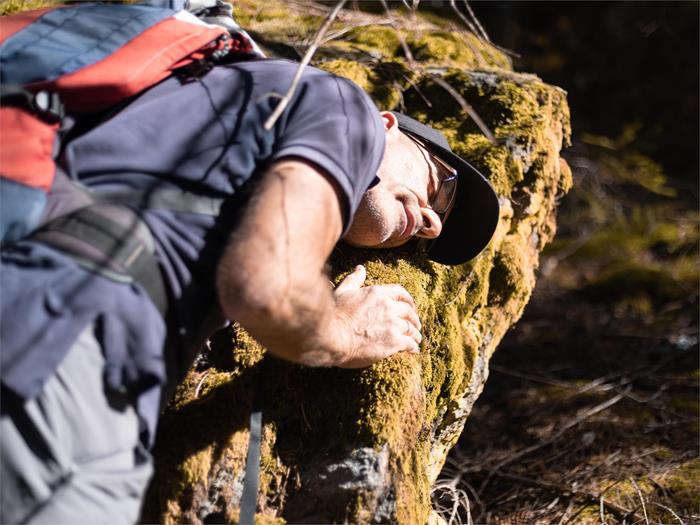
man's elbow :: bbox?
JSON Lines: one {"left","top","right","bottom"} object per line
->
{"left": 217, "top": 266, "right": 286, "bottom": 327}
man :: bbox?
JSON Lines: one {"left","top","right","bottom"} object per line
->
{"left": 0, "top": 57, "right": 498, "bottom": 523}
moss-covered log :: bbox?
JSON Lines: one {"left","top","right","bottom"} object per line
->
{"left": 141, "top": 2, "right": 572, "bottom": 523}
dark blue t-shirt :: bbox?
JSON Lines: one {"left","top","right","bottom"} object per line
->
{"left": 1, "top": 59, "right": 385, "bottom": 444}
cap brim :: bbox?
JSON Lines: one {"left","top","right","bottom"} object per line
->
{"left": 392, "top": 112, "right": 499, "bottom": 265}
{"left": 422, "top": 145, "right": 500, "bottom": 265}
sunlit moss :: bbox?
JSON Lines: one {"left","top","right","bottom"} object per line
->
{"left": 345, "top": 25, "right": 403, "bottom": 58}
{"left": 660, "top": 459, "right": 700, "bottom": 515}
{"left": 409, "top": 31, "right": 509, "bottom": 69}
{"left": 0, "top": 0, "right": 54, "bottom": 15}
{"left": 317, "top": 59, "right": 373, "bottom": 92}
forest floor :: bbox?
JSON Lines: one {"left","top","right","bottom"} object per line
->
{"left": 434, "top": 136, "right": 699, "bottom": 525}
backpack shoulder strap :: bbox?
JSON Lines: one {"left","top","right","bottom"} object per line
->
{"left": 91, "top": 188, "right": 225, "bottom": 217}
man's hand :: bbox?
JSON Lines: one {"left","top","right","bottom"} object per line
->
{"left": 330, "top": 265, "right": 421, "bottom": 368}
{"left": 217, "top": 158, "right": 421, "bottom": 368}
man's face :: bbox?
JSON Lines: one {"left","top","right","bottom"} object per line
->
{"left": 344, "top": 112, "right": 449, "bottom": 249}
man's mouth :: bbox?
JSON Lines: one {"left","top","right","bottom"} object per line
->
{"left": 400, "top": 204, "right": 417, "bottom": 240}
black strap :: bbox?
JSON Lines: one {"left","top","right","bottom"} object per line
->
{"left": 0, "top": 83, "right": 64, "bottom": 123}
{"left": 32, "top": 205, "right": 169, "bottom": 316}
{"left": 92, "top": 188, "right": 225, "bottom": 216}
{"left": 239, "top": 389, "right": 263, "bottom": 524}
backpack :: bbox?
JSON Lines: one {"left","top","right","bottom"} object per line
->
{"left": 0, "top": 0, "right": 263, "bottom": 241}
{"left": 1, "top": 5, "right": 271, "bottom": 514}
{"left": 0, "top": 0, "right": 264, "bottom": 314}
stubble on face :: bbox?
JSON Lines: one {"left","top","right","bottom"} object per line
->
{"left": 344, "top": 130, "right": 430, "bottom": 249}
{"left": 345, "top": 188, "right": 403, "bottom": 247}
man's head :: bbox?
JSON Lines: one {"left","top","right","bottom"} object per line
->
{"left": 344, "top": 111, "right": 500, "bottom": 265}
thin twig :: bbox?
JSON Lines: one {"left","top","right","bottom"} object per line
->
{"left": 194, "top": 370, "right": 211, "bottom": 398}
{"left": 489, "top": 389, "right": 630, "bottom": 474}
{"left": 449, "top": 0, "right": 480, "bottom": 37}
{"left": 432, "top": 481, "right": 472, "bottom": 525}
{"left": 599, "top": 495, "right": 608, "bottom": 525}
{"left": 319, "top": 25, "right": 358, "bottom": 45}
{"left": 557, "top": 500, "right": 574, "bottom": 525}
{"left": 629, "top": 477, "right": 650, "bottom": 525}
{"left": 379, "top": 0, "right": 415, "bottom": 64}
{"left": 488, "top": 470, "right": 642, "bottom": 523}
{"left": 430, "top": 76, "right": 497, "bottom": 144}
{"left": 462, "top": 0, "right": 490, "bottom": 42}
{"left": 300, "top": 402, "right": 313, "bottom": 431}
{"left": 263, "top": 0, "right": 348, "bottom": 130}
{"left": 463, "top": 0, "right": 491, "bottom": 44}
{"left": 449, "top": 0, "right": 519, "bottom": 59}
{"left": 649, "top": 502, "right": 686, "bottom": 525}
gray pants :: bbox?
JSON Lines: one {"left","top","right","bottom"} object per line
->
{"left": 1, "top": 324, "right": 153, "bottom": 524}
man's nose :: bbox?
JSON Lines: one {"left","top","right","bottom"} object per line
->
{"left": 416, "top": 207, "right": 442, "bottom": 239}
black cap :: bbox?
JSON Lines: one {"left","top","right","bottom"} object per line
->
{"left": 393, "top": 112, "right": 500, "bottom": 265}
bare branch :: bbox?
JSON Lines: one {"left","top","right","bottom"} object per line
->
{"left": 264, "top": 0, "right": 348, "bottom": 131}
{"left": 430, "top": 76, "right": 497, "bottom": 144}
{"left": 462, "top": 0, "right": 490, "bottom": 42}
{"left": 449, "top": 0, "right": 520, "bottom": 59}
{"left": 379, "top": 0, "right": 415, "bottom": 64}
{"left": 449, "top": 0, "right": 480, "bottom": 37}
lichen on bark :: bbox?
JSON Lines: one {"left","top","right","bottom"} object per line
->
{"left": 141, "top": 2, "right": 572, "bottom": 523}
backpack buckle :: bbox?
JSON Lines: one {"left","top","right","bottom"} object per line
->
{"left": 0, "top": 85, "right": 64, "bottom": 123}
{"left": 32, "top": 90, "right": 64, "bottom": 124}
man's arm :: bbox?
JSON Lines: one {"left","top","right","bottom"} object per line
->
{"left": 216, "top": 159, "right": 422, "bottom": 368}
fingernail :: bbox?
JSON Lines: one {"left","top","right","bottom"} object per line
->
{"left": 355, "top": 264, "right": 364, "bottom": 271}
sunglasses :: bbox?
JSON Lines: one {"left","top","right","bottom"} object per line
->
{"left": 405, "top": 133, "right": 460, "bottom": 257}
{"left": 406, "top": 133, "right": 458, "bottom": 218}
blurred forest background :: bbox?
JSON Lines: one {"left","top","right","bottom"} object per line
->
{"left": 431, "top": 2, "right": 700, "bottom": 524}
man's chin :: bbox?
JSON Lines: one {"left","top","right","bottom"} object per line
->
{"left": 344, "top": 235, "right": 411, "bottom": 250}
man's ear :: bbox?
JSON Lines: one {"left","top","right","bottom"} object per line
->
{"left": 379, "top": 111, "right": 401, "bottom": 136}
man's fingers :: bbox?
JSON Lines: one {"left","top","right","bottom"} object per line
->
{"left": 397, "top": 335, "right": 421, "bottom": 354}
{"left": 383, "top": 284, "right": 415, "bottom": 307}
{"left": 405, "top": 322, "right": 422, "bottom": 345}
{"left": 392, "top": 300, "right": 421, "bottom": 331}
{"left": 335, "top": 265, "right": 366, "bottom": 293}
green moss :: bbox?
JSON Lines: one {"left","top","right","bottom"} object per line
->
{"left": 408, "top": 31, "right": 509, "bottom": 69}
{"left": 317, "top": 59, "right": 373, "bottom": 92}
{"left": 345, "top": 26, "right": 403, "bottom": 58}
{"left": 457, "top": 134, "right": 522, "bottom": 197}
{"left": 661, "top": 459, "right": 700, "bottom": 515}
{"left": 488, "top": 237, "right": 530, "bottom": 306}
{"left": 317, "top": 58, "right": 413, "bottom": 111}
{"left": 0, "top": 0, "right": 56, "bottom": 15}
{"left": 233, "top": 0, "right": 301, "bottom": 27}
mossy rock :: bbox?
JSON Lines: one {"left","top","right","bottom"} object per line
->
{"left": 141, "top": 3, "right": 571, "bottom": 522}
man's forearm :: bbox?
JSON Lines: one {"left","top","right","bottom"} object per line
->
{"left": 215, "top": 158, "right": 348, "bottom": 366}
{"left": 218, "top": 266, "right": 345, "bottom": 367}
{"left": 216, "top": 159, "right": 421, "bottom": 370}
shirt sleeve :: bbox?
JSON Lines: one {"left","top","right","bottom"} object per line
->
{"left": 269, "top": 68, "right": 385, "bottom": 234}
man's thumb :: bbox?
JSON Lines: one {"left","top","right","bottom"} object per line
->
{"left": 335, "top": 265, "right": 366, "bottom": 292}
